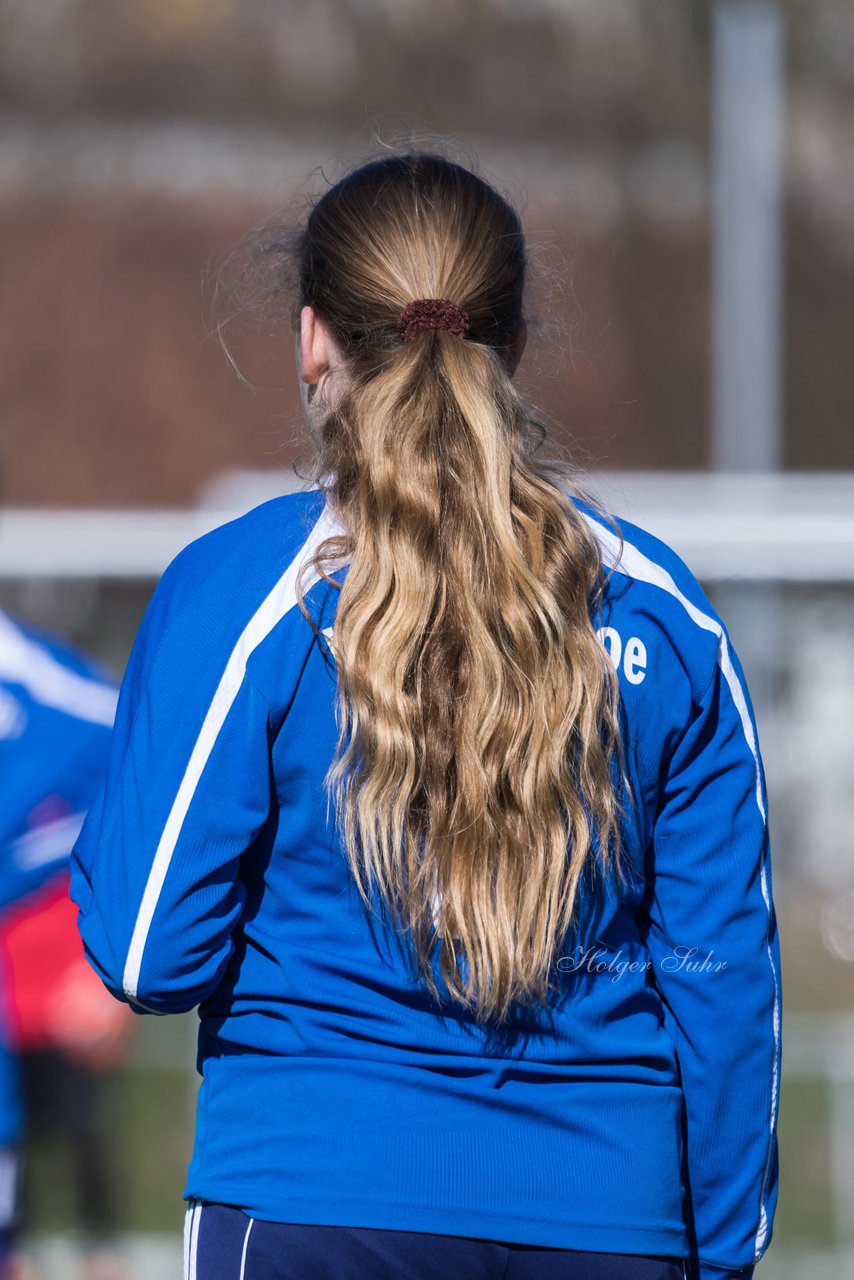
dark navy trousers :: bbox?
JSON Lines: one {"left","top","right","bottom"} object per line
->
{"left": 184, "top": 1201, "right": 688, "bottom": 1280}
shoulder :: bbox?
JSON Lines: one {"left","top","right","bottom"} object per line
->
{"left": 160, "top": 487, "right": 329, "bottom": 598}
{"left": 130, "top": 487, "right": 334, "bottom": 698}
{"left": 566, "top": 490, "right": 726, "bottom": 706}
{"left": 146, "top": 487, "right": 330, "bottom": 630}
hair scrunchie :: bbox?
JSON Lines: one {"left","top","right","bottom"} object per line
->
{"left": 397, "top": 298, "right": 471, "bottom": 343}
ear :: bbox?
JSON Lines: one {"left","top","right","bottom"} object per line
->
{"left": 505, "top": 318, "right": 528, "bottom": 376}
{"left": 298, "top": 305, "right": 340, "bottom": 385}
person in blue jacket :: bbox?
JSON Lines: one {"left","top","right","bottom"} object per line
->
{"left": 70, "top": 151, "right": 781, "bottom": 1280}
{"left": 0, "top": 606, "right": 120, "bottom": 1273}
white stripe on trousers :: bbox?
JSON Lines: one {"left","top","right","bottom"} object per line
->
{"left": 183, "top": 1200, "right": 203, "bottom": 1280}
{"left": 239, "top": 1218, "right": 255, "bottom": 1279}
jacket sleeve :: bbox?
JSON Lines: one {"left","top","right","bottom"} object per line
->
{"left": 639, "top": 626, "right": 781, "bottom": 1280}
{"left": 69, "top": 547, "right": 275, "bottom": 1015}
{"left": 0, "top": 718, "right": 115, "bottom": 915}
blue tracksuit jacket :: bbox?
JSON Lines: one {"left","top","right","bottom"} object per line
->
{"left": 69, "top": 487, "right": 781, "bottom": 1280}
{"left": 0, "top": 609, "right": 118, "bottom": 1144}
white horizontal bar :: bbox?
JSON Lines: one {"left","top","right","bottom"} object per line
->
{"left": 0, "top": 508, "right": 246, "bottom": 579}
{"left": 1, "top": 471, "right": 853, "bottom": 581}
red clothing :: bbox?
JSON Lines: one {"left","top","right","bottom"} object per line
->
{"left": 0, "top": 871, "right": 130, "bottom": 1053}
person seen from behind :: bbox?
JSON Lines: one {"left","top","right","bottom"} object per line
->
{"left": 70, "top": 148, "right": 781, "bottom": 1280}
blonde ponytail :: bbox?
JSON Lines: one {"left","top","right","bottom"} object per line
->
{"left": 285, "top": 150, "right": 633, "bottom": 1025}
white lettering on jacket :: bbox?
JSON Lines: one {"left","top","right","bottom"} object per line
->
{"left": 596, "top": 626, "right": 648, "bottom": 685}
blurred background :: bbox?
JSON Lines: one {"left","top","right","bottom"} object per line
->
{"left": 0, "top": 0, "right": 852, "bottom": 1275}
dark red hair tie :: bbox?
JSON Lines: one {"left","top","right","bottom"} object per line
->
{"left": 397, "top": 298, "right": 471, "bottom": 343}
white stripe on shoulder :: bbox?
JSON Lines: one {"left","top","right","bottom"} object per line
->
{"left": 577, "top": 504, "right": 765, "bottom": 806}
{"left": 577, "top": 506, "right": 726, "bottom": 645}
{"left": 0, "top": 610, "right": 117, "bottom": 727}
{"left": 577, "top": 501, "right": 779, "bottom": 1260}
{"left": 122, "top": 500, "right": 349, "bottom": 1002}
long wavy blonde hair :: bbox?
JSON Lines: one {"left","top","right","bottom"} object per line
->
{"left": 277, "top": 151, "right": 632, "bottom": 1026}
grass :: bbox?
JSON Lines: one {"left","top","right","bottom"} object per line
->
{"left": 22, "top": 1066, "right": 194, "bottom": 1235}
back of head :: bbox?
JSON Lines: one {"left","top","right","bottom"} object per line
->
{"left": 297, "top": 151, "right": 523, "bottom": 377}
{"left": 284, "top": 150, "right": 629, "bottom": 1027}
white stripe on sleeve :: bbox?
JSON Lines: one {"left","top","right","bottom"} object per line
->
{"left": 122, "top": 501, "right": 349, "bottom": 1002}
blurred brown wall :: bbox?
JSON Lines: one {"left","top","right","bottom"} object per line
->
{"left": 0, "top": 0, "right": 851, "bottom": 506}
